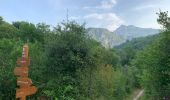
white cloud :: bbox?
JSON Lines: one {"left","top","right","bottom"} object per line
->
{"left": 70, "top": 13, "right": 124, "bottom": 31}
{"left": 83, "top": 0, "right": 117, "bottom": 10}
{"left": 133, "top": 4, "right": 157, "bottom": 11}
{"left": 133, "top": 11, "right": 161, "bottom": 29}
{"left": 129, "top": 2, "right": 170, "bottom": 29}
{"left": 84, "top": 13, "right": 104, "bottom": 19}
{"left": 79, "top": 0, "right": 121, "bottom": 31}
{"left": 98, "top": 0, "right": 117, "bottom": 9}
{"left": 83, "top": 13, "right": 124, "bottom": 31}
{"left": 70, "top": 16, "right": 81, "bottom": 20}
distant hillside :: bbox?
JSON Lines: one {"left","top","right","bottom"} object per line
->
{"left": 86, "top": 28, "right": 124, "bottom": 48}
{"left": 114, "top": 25, "right": 159, "bottom": 40}
{"left": 114, "top": 34, "right": 159, "bottom": 66}
{"left": 86, "top": 25, "right": 159, "bottom": 48}
{"left": 115, "top": 34, "right": 159, "bottom": 50}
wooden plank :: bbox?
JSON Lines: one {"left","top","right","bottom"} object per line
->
{"left": 22, "top": 44, "right": 29, "bottom": 61}
{"left": 17, "top": 58, "right": 30, "bottom": 67}
{"left": 14, "top": 67, "right": 29, "bottom": 77}
{"left": 16, "top": 86, "right": 37, "bottom": 98}
{"left": 15, "top": 44, "right": 38, "bottom": 99}
{"left": 17, "top": 77, "right": 32, "bottom": 87}
{"left": 20, "top": 97, "right": 26, "bottom": 100}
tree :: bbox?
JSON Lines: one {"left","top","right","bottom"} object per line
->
{"left": 0, "top": 17, "right": 136, "bottom": 99}
{"left": 43, "top": 21, "right": 93, "bottom": 99}
{"left": 0, "top": 18, "right": 18, "bottom": 39}
{"left": 157, "top": 11, "right": 170, "bottom": 31}
{"left": 132, "top": 11, "right": 170, "bottom": 99}
{"left": 0, "top": 16, "right": 4, "bottom": 24}
{"left": 0, "top": 39, "right": 23, "bottom": 99}
{"left": 12, "top": 21, "right": 44, "bottom": 43}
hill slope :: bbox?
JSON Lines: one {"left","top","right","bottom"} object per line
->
{"left": 86, "top": 28, "right": 124, "bottom": 47}
{"left": 86, "top": 25, "right": 159, "bottom": 48}
{"left": 114, "top": 34, "right": 159, "bottom": 66}
{"left": 114, "top": 25, "right": 159, "bottom": 40}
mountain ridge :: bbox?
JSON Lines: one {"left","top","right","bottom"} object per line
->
{"left": 86, "top": 25, "right": 159, "bottom": 48}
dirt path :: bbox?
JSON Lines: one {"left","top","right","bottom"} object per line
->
{"left": 133, "top": 89, "right": 144, "bottom": 100}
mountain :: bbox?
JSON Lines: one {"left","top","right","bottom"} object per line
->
{"left": 86, "top": 25, "right": 159, "bottom": 48}
{"left": 114, "top": 25, "right": 159, "bottom": 40}
{"left": 86, "top": 28, "right": 124, "bottom": 48}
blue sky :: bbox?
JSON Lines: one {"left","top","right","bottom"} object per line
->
{"left": 0, "top": 0, "right": 170, "bottom": 31}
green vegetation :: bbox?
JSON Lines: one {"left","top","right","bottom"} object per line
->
{"left": 131, "top": 11, "right": 170, "bottom": 99}
{"left": 0, "top": 11, "right": 170, "bottom": 100}
{"left": 0, "top": 17, "right": 136, "bottom": 100}
{"left": 115, "top": 34, "right": 159, "bottom": 66}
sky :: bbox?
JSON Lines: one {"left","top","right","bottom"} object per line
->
{"left": 0, "top": 0, "right": 170, "bottom": 31}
